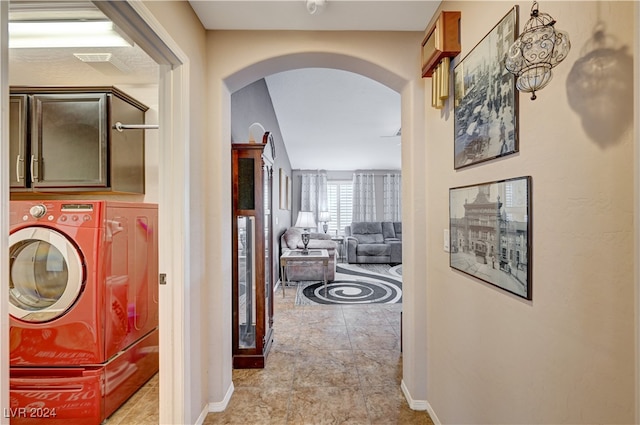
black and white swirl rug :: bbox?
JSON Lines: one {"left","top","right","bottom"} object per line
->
{"left": 295, "top": 263, "right": 402, "bottom": 305}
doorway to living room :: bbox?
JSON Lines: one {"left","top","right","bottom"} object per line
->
{"left": 220, "top": 39, "right": 427, "bottom": 407}
{"left": 230, "top": 66, "right": 402, "bottom": 291}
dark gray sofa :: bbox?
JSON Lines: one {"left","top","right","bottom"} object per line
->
{"left": 345, "top": 222, "right": 402, "bottom": 264}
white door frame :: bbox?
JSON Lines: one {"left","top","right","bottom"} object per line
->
{"left": 0, "top": 2, "right": 190, "bottom": 424}
{"left": 635, "top": 4, "right": 640, "bottom": 423}
{"left": 1, "top": 1, "right": 10, "bottom": 423}
{"left": 98, "top": 3, "right": 190, "bottom": 423}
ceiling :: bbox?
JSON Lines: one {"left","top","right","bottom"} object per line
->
{"left": 8, "top": 0, "right": 441, "bottom": 170}
{"left": 264, "top": 68, "right": 401, "bottom": 170}
{"left": 191, "top": 0, "right": 440, "bottom": 170}
{"left": 8, "top": 1, "right": 159, "bottom": 86}
{"left": 189, "top": 1, "right": 440, "bottom": 32}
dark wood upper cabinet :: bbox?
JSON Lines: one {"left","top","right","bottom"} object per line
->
{"left": 10, "top": 86, "right": 148, "bottom": 194}
{"left": 9, "top": 94, "right": 28, "bottom": 190}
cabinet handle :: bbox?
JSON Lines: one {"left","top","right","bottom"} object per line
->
{"left": 30, "top": 155, "right": 38, "bottom": 182}
{"left": 16, "top": 154, "right": 24, "bottom": 182}
{"left": 113, "top": 122, "right": 159, "bottom": 132}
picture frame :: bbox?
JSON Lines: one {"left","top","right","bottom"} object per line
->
{"left": 286, "top": 175, "right": 292, "bottom": 210}
{"left": 279, "top": 168, "right": 287, "bottom": 210}
{"left": 449, "top": 176, "right": 532, "bottom": 300}
{"left": 453, "top": 6, "right": 519, "bottom": 169}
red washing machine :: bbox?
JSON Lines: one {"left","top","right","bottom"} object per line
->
{"left": 7, "top": 201, "right": 159, "bottom": 424}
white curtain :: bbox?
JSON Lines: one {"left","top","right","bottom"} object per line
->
{"left": 300, "top": 171, "right": 328, "bottom": 225}
{"left": 352, "top": 173, "right": 376, "bottom": 222}
{"left": 383, "top": 173, "right": 402, "bottom": 221}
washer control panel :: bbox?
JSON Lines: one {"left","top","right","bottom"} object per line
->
{"left": 19, "top": 202, "right": 96, "bottom": 226}
{"left": 29, "top": 204, "right": 47, "bottom": 219}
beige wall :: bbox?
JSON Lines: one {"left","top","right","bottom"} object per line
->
{"left": 44, "top": 2, "right": 634, "bottom": 423}
{"left": 133, "top": 2, "right": 640, "bottom": 422}
{"left": 140, "top": 1, "right": 210, "bottom": 422}
{"left": 425, "top": 1, "right": 636, "bottom": 423}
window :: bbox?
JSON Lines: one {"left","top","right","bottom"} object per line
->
{"left": 326, "top": 181, "right": 353, "bottom": 235}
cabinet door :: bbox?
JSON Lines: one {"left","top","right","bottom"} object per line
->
{"left": 232, "top": 143, "right": 271, "bottom": 368}
{"left": 30, "top": 93, "right": 108, "bottom": 189}
{"left": 237, "top": 215, "right": 256, "bottom": 349}
{"left": 264, "top": 165, "right": 273, "bottom": 334}
{"left": 9, "top": 95, "right": 28, "bottom": 189}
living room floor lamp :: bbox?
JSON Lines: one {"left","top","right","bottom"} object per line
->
{"left": 295, "top": 211, "right": 317, "bottom": 254}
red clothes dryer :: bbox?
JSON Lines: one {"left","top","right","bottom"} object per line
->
{"left": 8, "top": 201, "right": 159, "bottom": 424}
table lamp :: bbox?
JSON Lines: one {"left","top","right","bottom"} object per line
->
{"left": 318, "top": 211, "right": 331, "bottom": 233}
{"left": 294, "top": 211, "right": 316, "bottom": 254}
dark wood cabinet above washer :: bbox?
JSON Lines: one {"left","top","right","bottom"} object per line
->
{"left": 10, "top": 86, "right": 149, "bottom": 194}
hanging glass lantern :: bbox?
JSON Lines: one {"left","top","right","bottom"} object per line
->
{"left": 505, "top": 1, "right": 571, "bottom": 100}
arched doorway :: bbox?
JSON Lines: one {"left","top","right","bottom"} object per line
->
{"left": 205, "top": 35, "right": 429, "bottom": 413}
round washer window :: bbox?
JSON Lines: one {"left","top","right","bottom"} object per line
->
{"left": 9, "top": 227, "right": 84, "bottom": 322}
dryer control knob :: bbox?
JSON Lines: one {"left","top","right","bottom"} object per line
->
{"left": 29, "top": 204, "right": 47, "bottom": 219}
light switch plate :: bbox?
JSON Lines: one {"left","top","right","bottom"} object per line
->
{"left": 443, "top": 229, "right": 450, "bottom": 252}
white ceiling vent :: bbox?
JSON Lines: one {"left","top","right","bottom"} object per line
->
{"left": 73, "top": 52, "right": 130, "bottom": 74}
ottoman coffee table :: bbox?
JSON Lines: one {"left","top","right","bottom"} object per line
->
{"left": 280, "top": 249, "right": 329, "bottom": 297}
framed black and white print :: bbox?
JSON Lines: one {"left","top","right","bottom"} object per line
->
{"left": 279, "top": 168, "right": 287, "bottom": 210}
{"left": 453, "top": 7, "right": 518, "bottom": 169}
{"left": 449, "top": 176, "right": 532, "bottom": 300}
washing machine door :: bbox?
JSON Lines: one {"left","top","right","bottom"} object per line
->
{"left": 9, "top": 227, "right": 84, "bottom": 322}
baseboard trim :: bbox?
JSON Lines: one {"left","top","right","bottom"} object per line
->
{"left": 425, "top": 400, "right": 441, "bottom": 425}
{"left": 196, "top": 381, "right": 234, "bottom": 425}
{"left": 400, "top": 380, "right": 441, "bottom": 425}
{"left": 194, "top": 405, "right": 208, "bottom": 425}
{"left": 400, "top": 379, "right": 427, "bottom": 410}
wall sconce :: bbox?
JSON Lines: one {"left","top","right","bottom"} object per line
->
{"left": 505, "top": 1, "right": 571, "bottom": 100}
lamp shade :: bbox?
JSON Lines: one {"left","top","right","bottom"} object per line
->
{"left": 504, "top": 1, "right": 571, "bottom": 100}
{"left": 294, "top": 211, "right": 317, "bottom": 229}
{"left": 318, "top": 211, "right": 331, "bottom": 223}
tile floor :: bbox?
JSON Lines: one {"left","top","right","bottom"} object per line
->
{"left": 106, "top": 282, "right": 434, "bottom": 425}
{"left": 105, "top": 372, "right": 159, "bottom": 424}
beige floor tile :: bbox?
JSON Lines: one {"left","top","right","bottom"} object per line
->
{"left": 300, "top": 326, "right": 353, "bottom": 351}
{"left": 104, "top": 379, "right": 158, "bottom": 424}
{"left": 302, "top": 308, "right": 347, "bottom": 327}
{"left": 354, "top": 350, "right": 403, "bottom": 388}
{"left": 293, "top": 349, "right": 359, "bottom": 388}
{"left": 348, "top": 326, "right": 400, "bottom": 351}
{"left": 343, "top": 307, "right": 391, "bottom": 327}
{"left": 204, "top": 387, "right": 290, "bottom": 425}
{"left": 113, "top": 294, "right": 435, "bottom": 425}
{"left": 232, "top": 351, "right": 295, "bottom": 389}
{"left": 287, "top": 386, "right": 370, "bottom": 424}
{"left": 363, "top": 385, "right": 434, "bottom": 425}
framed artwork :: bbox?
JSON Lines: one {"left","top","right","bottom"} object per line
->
{"left": 453, "top": 6, "right": 518, "bottom": 169}
{"left": 286, "top": 175, "right": 292, "bottom": 210}
{"left": 449, "top": 176, "right": 532, "bottom": 300}
{"left": 279, "top": 168, "right": 287, "bottom": 210}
